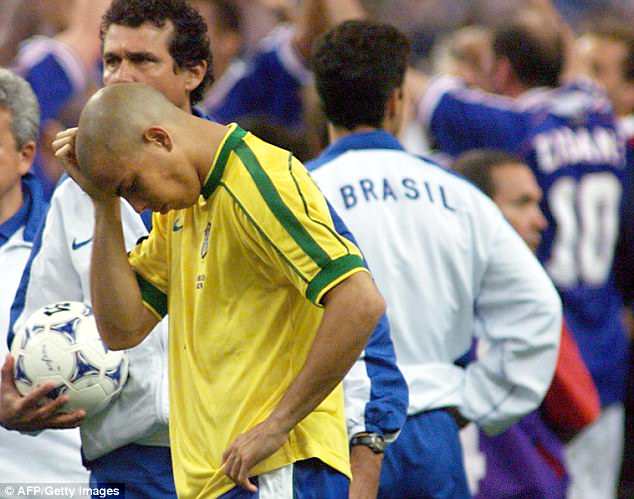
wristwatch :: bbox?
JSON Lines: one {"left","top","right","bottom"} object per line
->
{"left": 350, "top": 432, "right": 386, "bottom": 454}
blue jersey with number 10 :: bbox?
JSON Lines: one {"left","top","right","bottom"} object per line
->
{"left": 422, "top": 76, "right": 628, "bottom": 407}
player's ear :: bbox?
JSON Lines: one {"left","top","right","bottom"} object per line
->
{"left": 184, "top": 60, "right": 207, "bottom": 94}
{"left": 386, "top": 87, "right": 404, "bottom": 120}
{"left": 143, "top": 126, "right": 173, "bottom": 152}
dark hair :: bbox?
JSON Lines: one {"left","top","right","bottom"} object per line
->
{"left": 208, "top": 0, "right": 241, "bottom": 34}
{"left": 452, "top": 149, "right": 523, "bottom": 197}
{"left": 586, "top": 21, "right": 634, "bottom": 82}
{"left": 100, "top": 0, "right": 213, "bottom": 105}
{"left": 493, "top": 21, "right": 564, "bottom": 88}
{"left": 312, "top": 20, "right": 410, "bottom": 130}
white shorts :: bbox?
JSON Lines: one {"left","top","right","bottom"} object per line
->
{"left": 565, "top": 403, "right": 624, "bottom": 499}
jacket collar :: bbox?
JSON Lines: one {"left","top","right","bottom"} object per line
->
{"left": 307, "top": 130, "right": 404, "bottom": 171}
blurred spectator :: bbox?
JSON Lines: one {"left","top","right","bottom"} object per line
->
{"left": 204, "top": 0, "right": 364, "bottom": 135}
{"left": 577, "top": 22, "right": 634, "bottom": 117}
{"left": 402, "top": 24, "right": 494, "bottom": 156}
{"left": 431, "top": 26, "right": 494, "bottom": 92}
{"left": 194, "top": 0, "right": 244, "bottom": 83}
{"left": 575, "top": 19, "right": 634, "bottom": 499}
{"left": 11, "top": 0, "right": 109, "bottom": 199}
{"left": 0, "top": 0, "right": 74, "bottom": 66}
{"left": 454, "top": 149, "right": 601, "bottom": 498}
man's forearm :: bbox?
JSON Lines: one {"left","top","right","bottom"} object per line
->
{"left": 90, "top": 199, "right": 152, "bottom": 349}
{"left": 350, "top": 445, "right": 383, "bottom": 499}
{"left": 267, "top": 271, "right": 385, "bottom": 433}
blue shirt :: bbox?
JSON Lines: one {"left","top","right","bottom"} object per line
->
{"left": 204, "top": 26, "right": 309, "bottom": 130}
{"left": 13, "top": 37, "right": 90, "bottom": 200}
{"left": 422, "top": 76, "right": 628, "bottom": 406}
{"left": 0, "top": 186, "right": 31, "bottom": 248}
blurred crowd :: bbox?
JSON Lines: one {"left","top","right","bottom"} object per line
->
{"left": 2, "top": 0, "right": 634, "bottom": 498}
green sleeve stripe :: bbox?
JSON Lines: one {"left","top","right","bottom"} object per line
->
{"left": 287, "top": 154, "right": 352, "bottom": 255}
{"left": 201, "top": 126, "right": 248, "bottom": 199}
{"left": 234, "top": 141, "right": 332, "bottom": 269}
{"left": 135, "top": 272, "right": 167, "bottom": 318}
{"left": 306, "top": 254, "right": 365, "bottom": 304}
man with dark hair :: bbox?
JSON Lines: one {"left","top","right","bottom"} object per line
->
{"left": 99, "top": 0, "right": 213, "bottom": 108}
{"left": 410, "top": 4, "right": 629, "bottom": 497}
{"left": 7, "top": 0, "right": 213, "bottom": 496}
{"left": 310, "top": 20, "right": 562, "bottom": 499}
{"left": 314, "top": 23, "right": 408, "bottom": 131}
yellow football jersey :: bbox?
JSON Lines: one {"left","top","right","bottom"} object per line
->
{"left": 128, "top": 124, "right": 367, "bottom": 498}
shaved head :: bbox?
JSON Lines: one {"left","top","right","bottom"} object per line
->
{"left": 74, "top": 82, "right": 214, "bottom": 213}
{"left": 76, "top": 83, "right": 184, "bottom": 183}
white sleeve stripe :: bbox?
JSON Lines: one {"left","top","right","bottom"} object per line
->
{"left": 14, "top": 36, "right": 87, "bottom": 92}
{"left": 419, "top": 75, "right": 535, "bottom": 129}
{"left": 276, "top": 29, "right": 312, "bottom": 85}
{"left": 417, "top": 76, "right": 463, "bottom": 129}
{"left": 203, "top": 59, "right": 248, "bottom": 111}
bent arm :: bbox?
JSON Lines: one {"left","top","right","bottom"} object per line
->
{"left": 462, "top": 217, "right": 562, "bottom": 435}
{"left": 90, "top": 199, "right": 158, "bottom": 350}
{"left": 222, "top": 270, "right": 385, "bottom": 491}
{"left": 272, "top": 270, "right": 384, "bottom": 432}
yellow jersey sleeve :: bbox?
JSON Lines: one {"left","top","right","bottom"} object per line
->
{"left": 224, "top": 137, "right": 367, "bottom": 305}
{"left": 128, "top": 212, "right": 169, "bottom": 319}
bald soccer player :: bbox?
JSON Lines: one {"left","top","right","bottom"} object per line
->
{"left": 58, "top": 82, "right": 386, "bottom": 499}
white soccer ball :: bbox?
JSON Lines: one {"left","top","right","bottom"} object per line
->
{"left": 11, "top": 301, "right": 129, "bottom": 418}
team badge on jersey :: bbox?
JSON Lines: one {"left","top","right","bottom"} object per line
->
{"left": 201, "top": 222, "right": 211, "bottom": 259}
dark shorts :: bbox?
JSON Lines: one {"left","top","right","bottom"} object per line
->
{"left": 379, "top": 409, "right": 471, "bottom": 499}
{"left": 87, "top": 443, "right": 176, "bottom": 499}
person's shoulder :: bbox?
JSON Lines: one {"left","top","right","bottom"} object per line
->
{"left": 242, "top": 129, "right": 293, "bottom": 163}
{"left": 256, "top": 24, "right": 295, "bottom": 53}
{"left": 412, "top": 152, "right": 479, "bottom": 188}
{"left": 538, "top": 78, "right": 613, "bottom": 118}
{"left": 51, "top": 175, "right": 91, "bottom": 203}
{"left": 427, "top": 75, "right": 521, "bottom": 111}
{"left": 12, "top": 35, "right": 87, "bottom": 89}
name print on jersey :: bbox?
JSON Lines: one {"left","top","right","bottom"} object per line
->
{"left": 339, "top": 177, "right": 456, "bottom": 212}
{"left": 534, "top": 126, "right": 622, "bottom": 173}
